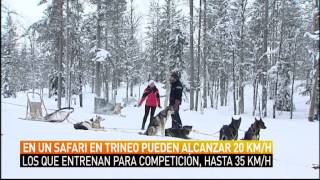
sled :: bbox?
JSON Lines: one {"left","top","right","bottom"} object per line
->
{"left": 44, "top": 107, "right": 74, "bottom": 122}
{"left": 24, "top": 92, "right": 48, "bottom": 120}
{"left": 22, "top": 92, "right": 74, "bottom": 122}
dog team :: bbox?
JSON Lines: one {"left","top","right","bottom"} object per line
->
{"left": 74, "top": 71, "right": 267, "bottom": 140}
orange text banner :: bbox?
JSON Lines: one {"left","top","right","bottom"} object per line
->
{"left": 20, "top": 140, "right": 273, "bottom": 155}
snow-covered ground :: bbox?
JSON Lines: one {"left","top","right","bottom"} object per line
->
{"left": 1, "top": 81, "right": 319, "bottom": 178}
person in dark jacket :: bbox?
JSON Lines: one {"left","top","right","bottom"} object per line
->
{"left": 169, "top": 72, "right": 183, "bottom": 129}
{"left": 138, "top": 80, "right": 161, "bottom": 130}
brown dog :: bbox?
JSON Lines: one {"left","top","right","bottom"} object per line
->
{"left": 243, "top": 117, "right": 267, "bottom": 140}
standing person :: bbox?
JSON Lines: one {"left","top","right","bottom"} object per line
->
{"left": 138, "top": 80, "right": 161, "bottom": 130}
{"left": 169, "top": 72, "right": 183, "bottom": 129}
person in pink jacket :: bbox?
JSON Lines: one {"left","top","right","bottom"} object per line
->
{"left": 138, "top": 80, "right": 161, "bottom": 130}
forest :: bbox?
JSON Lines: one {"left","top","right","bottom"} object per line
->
{"left": 1, "top": 0, "right": 319, "bottom": 120}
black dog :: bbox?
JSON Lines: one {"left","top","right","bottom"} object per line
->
{"left": 219, "top": 117, "right": 242, "bottom": 140}
{"left": 243, "top": 117, "right": 267, "bottom": 140}
{"left": 165, "top": 125, "right": 193, "bottom": 139}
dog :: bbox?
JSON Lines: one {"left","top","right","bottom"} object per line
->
{"left": 145, "top": 106, "right": 175, "bottom": 136}
{"left": 74, "top": 115, "right": 105, "bottom": 130}
{"left": 112, "top": 103, "right": 123, "bottom": 115}
{"left": 90, "top": 115, "right": 104, "bottom": 129}
{"left": 165, "top": 125, "right": 193, "bottom": 139}
{"left": 219, "top": 117, "right": 242, "bottom": 140}
{"left": 243, "top": 117, "right": 266, "bottom": 140}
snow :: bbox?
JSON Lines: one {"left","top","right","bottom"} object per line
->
{"left": 91, "top": 48, "right": 112, "bottom": 62}
{"left": 267, "top": 64, "right": 278, "bottom": 75}
{"left": 232, "top": 114, "right": 241, "bottom": 120}
{"left": 258, "top": 47, "right": 279, "bottom": 62}
{"left": 304, "top": 32, "right": 319, "bottom": 41}
{"left": 1, "top": 81, "right": 319, "bottom": 178}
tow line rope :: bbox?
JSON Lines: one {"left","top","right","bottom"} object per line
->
{"left": 1, "top": 101, "right": 56, "bottom": 111}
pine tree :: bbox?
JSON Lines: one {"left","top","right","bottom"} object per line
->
{"left": 1, "top": 11, "right": 19, "bottom": 98}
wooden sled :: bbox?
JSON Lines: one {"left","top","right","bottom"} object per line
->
{"left": 22, "top": 92, "right": 74, "bottom": 122}
{"left": 24, "top": 92, "right": 47, "bottom": 121}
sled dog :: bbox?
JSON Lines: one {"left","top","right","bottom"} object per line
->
{"left": 243, "top": 117, "right": 266, "bottom": 140}
{"left": 90, "top": 115, "right": 104, "bottom": 129}
{"left": 219, "top": 117, "right": 242, "bottom": 140}
{"left": 145, "top": 106, "right": 175, "bottom": 136}
{"left": 165, "top": 125, "right": 193, "bottom": 139}
{"left": 74, "top": 115, "right": 104, "bottom": 130}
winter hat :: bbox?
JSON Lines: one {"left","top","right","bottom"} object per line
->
{"left": 148, "top": 80, "right": 155, "bottom": 86}
{"left": 171, "top": 71, "right": 180, "bottom": 80}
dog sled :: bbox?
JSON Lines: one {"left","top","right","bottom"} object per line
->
{"left": 44, "top": 107, "right": 74, "bottom": 122}
{"left": 21, "top": 92, "right": 74, "bottom": 122}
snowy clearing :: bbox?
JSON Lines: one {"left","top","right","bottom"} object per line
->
{"left": 1, "top": 82, "right": 319, "bottom": 179}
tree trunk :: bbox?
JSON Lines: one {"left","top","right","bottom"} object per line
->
{"left": 164, "top": 75, "right": 170, "bottom": 107}
{"left": 57, "top": 0, "right": 64, "bottom": 109}
{"left": 232, "top": 49, "right": 237, "bottom": 115}
{"left": 202, "top": 0, "right": 208, "bottom": 109}
{"left": 94, "top": 0, "right": 102, "bottom": 113}
{"left": 308, "top": 61, "right": 319, "bottom": 121}
{"left": 91, "top": 66, "right": 94, "bottom": 93}
{"left": 105, "top": 80, "right": 109, "bottom": 103}
{"left": 66, "top": 0, "right": 71, "bottom": 108}
{"left": 189, "top": 0, "right": 195, "bottom": 110}
{"left": 210, "top": 81, "right": 214, "bottom": 108}
{"left": 95, "top": 0, "right": 102, "bottom": 98}
{"left": 273, "top": 0, "right": 285, "bottom": 119}
{"left": 139, "top": 81, "right": 141, "bottom": 99}
{"left": 308, "top": 0, "right": 319, "bottom": 121}
{"left": 104, "top": 12, "right": 109, "bottom": 103}
{"left": 224, "top": 75, "right": 229, "bottom": 106}
{"left": 79, "top": 74, "right": 83, "bottom": 107}
{"left": 252, "top": 78, "right": 257, "bottom": 116}
{"left": 215, "top": 78, "right": 219, "bottom": 109}
{"left": 195, "top": 0, "right": 202, "bottom": 112}
{"left": 129, "top": 0, "right": 134, "bottom": 100}
{"left": 130, "top": 81, "right": 134, "bottom": 97}
{"left": 238, "top": 0, "right": 247, "bottom": 114}
{"left": 290, "top": 40, "right": 297, "bottom": 119}
{"left": 220, "top": 71, "right": 225, "bottom": 106}
{"left": 262, "top": 0, "right": 269, "bottom": 117}
{"left": 126, "top": 77, "right": 129, "bottom": 102}
{"left": 164, "top": 0, "right": 171, "bottom": 108}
